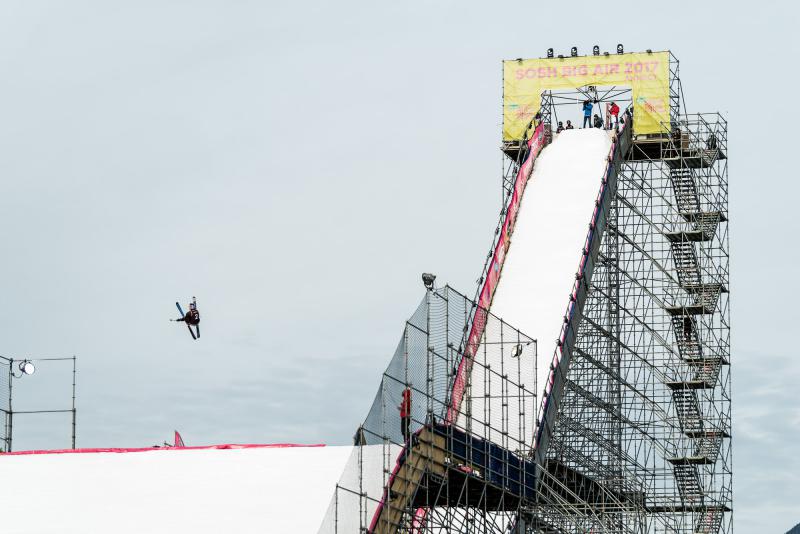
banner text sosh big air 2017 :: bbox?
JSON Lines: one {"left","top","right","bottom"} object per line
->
{"left": 503, "top": 51, "right": 670, "bottom": 139}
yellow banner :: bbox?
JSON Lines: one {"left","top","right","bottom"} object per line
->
{"left": 503, "top": 51, "right": 670, "bottom": 139}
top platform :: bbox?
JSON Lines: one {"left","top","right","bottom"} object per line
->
{"left": 628, "top": 133, "right": 727, "bottom": 167}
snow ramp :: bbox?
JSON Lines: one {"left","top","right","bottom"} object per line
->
{"left": 452, "top": 123, "right": 632, "bottom": 466}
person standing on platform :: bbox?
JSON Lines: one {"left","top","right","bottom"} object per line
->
{"left": 582, "top": 100, "right": 593, "bottom": 128}
{"left": 556, "top": 121, "right": 564, "bottom": 133}
{"left": 565, "top": 120, "right": 574, "bottom": 130}
{"left": 609, "top": 101, "right": 620, "bottom": 129}
{"left": 593, "top": 114, "right": 603, "bottom": 128}
{"left": 399, "top": 387, "right": 412, "bottom": 443}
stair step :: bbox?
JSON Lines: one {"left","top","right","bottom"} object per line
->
{"left": 670, "top": 241, "right": 702, "bottom": 287}
{"left": 672, "top": 389, "right": 704, "bottom": 434}
{"left": 669, "top": 167, "right": 701, "bottom": 214}
{"left": 695, "top": 507, "right": 725, "bottom": 534}
{"left": 694, "top": 434, "right": 723, "bottom": 463}
{"left": 690, "top": 358, "right": 723, "bottom": 385}
{"left": 672, "top": 463, "right": 704, "bottom": 501}
{"left": 672, "top": 315, "right": 702, "bottom": 360}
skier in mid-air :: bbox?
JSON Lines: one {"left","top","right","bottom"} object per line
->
{"left": 172, "top": 297, "right": 200, "bottom": 340}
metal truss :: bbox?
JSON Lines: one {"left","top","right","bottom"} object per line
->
{"left": 325, "top": 53, "right": 731, "bottom": 534}
{"left": 535, "top": 111, "right": 731, "bottom": 534}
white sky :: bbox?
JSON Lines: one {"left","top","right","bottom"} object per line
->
{"left": 0, "top": 1, "right": 796, "bottom": 532}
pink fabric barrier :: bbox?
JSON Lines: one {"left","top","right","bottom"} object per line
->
{"left": 1, "top": 443, "right": 326, "bottom": 456}
{"left": 445, "top": 123, "right": 549, "bottom": 424}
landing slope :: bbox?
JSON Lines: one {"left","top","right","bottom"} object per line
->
{"left": 0, "top": 444, "right": 352, "bottom": 534}
{"left": 487, "top": 128, "right": 613, "bottom": 425}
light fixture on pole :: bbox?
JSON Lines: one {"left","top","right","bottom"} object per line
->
{"left": 19, "top": 360, "right": 35, "bottom": 376}
{"left": 11, "top": 359, "right": 35, "bottom": 378}
{"left": 421, "top": 273, "right": 436, "bottom": 291}
{"left": 511, "top": 344, "right": 523, "bottom": 358}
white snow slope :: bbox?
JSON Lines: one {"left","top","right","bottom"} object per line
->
{"left": 488, "top": 128, "right": 612, "bottom": 420}
{"left": 0, "top": 445, "right": 352, "bottom": 534}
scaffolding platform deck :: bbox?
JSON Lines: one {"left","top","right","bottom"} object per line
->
{"left": 628, "top": 134, "right": 726, "bottom": 168}
{"left": 666, "top": 380, "right": 715, "bottom": 390}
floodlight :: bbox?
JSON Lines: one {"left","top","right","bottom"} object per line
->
{"left": 421, "top": 273, "right": 436, "bottom": 290}
{"left": 593, "top": 45, "right": 600, "bottom": 56}
{"left": 511, "top": 344, "right": 523, "bottom": 358}
{"left": 617, "top": 43, "right": 624, "bottom": 54}
{"left": 546, "top": 48, "right": 554, "bottom": 58}
{"left": 19, "top": 360, "right": 35, "bottom": 375}
{"left": 570, "top": 46, "right": 578, "bottom": 57}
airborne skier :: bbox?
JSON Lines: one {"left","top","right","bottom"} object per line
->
{"left": 173, "top": 297, "right": 200, "bottom": 340}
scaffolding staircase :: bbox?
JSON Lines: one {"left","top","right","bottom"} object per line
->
{"left": 671, "top": 388, "right": 704, "bottom": 434}
{"left": 671, "top": 315, "right": 702, "bottom": 360}
{"left": 684, "top": 212, "right": 722, "bottom": 241}
{"left": 690, "top": 357, "right": 723, "bottom": 387}
{"left": 669, "top": 167, "right": 702, "bottom": 215}
{"left": 661, "top": 164, "right": 729, "bottom": 531}
{"left": 694, "top": 507, "right": 726, "bottom": 534}
{"left": 693, "top": 433, "right": 724, "bottom": 463}
{"left": 670, "top": 240, "right": 702, "bottom": 288}
{"left": 666, "top": 314, "right": 725, "bottom": 389}
{"left": 670, "top": 461, "right": 703, "bottom": 503}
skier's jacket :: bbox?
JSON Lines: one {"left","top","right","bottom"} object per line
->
{"left": 583, "top": 101, "right": 593, "bottom": 116}
{"left": 610, "top": 103, "right": 620, "bottom": 116}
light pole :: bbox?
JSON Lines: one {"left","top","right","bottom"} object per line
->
{"left": 0, "top": 355, "right": 77, "bottom": 452}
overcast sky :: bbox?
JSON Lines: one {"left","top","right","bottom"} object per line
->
{"left": 0, "top": 1, "right": 796, "bottom": 532}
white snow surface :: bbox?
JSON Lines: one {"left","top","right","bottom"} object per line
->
{"left": 0, "top": 445, "right": 353, "bottom": 534}
{"left": 488, "top": 128, "right": 613, "bottom": 415}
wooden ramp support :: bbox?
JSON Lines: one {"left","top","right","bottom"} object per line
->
{"left": 370, "top": 423, "right": 537, "bottom": 534}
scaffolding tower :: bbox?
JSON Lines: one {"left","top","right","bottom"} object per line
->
{"left": 324, "top": 51, "right": 730, "bottom": 534}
